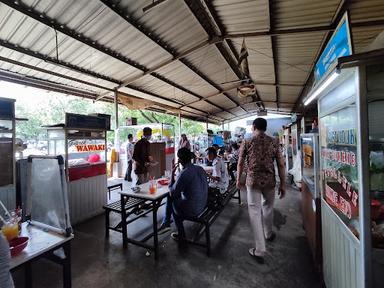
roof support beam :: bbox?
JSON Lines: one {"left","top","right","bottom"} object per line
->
{"left": 269, "top": 0, "right": 280, "bottom": 110}
{"left": 97, "top": 0, "right": 236, "bottom": 116}
{"left": 0, "top": 69, "right": 102, "bottom": 100}
{"left": 0, "top": 0, "right": 232, "bottom": 117}
{"left": 225, "top": 19, "right": 384, "bottom": 39}
{"left": 0, "top": 41, "right": 213, "bottom": 119}
{"left": 184, "top": 0, "right": 251, "bottom": 111}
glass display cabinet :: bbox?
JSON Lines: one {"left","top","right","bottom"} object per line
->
{"left": 310, "top": 49, "right": 384, "bottom": 288}
{"left": 46, "top": 113, "right": 109, "bottom": 224}
{"left": 0, "top": 97, "right": 16, "bottom": 211}
{"left": 300, "top": 133, "right": 322, "bottom": 271}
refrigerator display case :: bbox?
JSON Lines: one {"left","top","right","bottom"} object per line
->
{"left": 309, "top": 49, "right": 384, "bottom": 288}
{"left": 301, "top": 133, "right": 320, "bottom": 198}
{"left": 0, "top": 97, "right": 16, "bottom": 211}
{"left": 300, "top": 133, "right": 322, "bottom": 271}
{"left": 47, "top": 113, "right": 109, "bottom": 224}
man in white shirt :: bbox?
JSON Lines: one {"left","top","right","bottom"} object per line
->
{"left": 207, "top": 147, "right": 229, "bottom": 193}
{"left": 124, "top": 134, "right": 134, "bottom": 182}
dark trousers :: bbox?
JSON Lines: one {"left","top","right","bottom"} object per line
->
{"left": 228, "top": 162, "right": 237, "bottom": 181}
{"left": 124, "top": 160, "right": 133, "bottom": 181}
{"left": 163, "top": 196, "right": 187, "bottom": 238}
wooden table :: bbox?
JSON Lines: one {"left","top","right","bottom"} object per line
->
{"left": 120, "top": 181, "right": 170, "bottom": 260}
{"left": 10, "top": 222, "right": 73, "bottom": 288}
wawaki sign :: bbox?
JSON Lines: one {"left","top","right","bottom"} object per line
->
{"left": 75, "top": 144, "right": 105, "bottom": 152}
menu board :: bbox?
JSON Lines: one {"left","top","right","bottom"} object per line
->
{"left": 320, "top": 105, "right": 359, "bottom": 238}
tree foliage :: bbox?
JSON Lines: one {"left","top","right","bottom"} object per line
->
{"left": 14, "top": 94, "right": 218, "bottom": 142}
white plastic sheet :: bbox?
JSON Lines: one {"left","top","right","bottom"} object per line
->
{"left": 26, "top": 156, "right": 71, "bottom": 236}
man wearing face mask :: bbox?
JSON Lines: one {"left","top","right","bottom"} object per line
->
{"left": 133, "top": 127, "right": 153, "bottom": 185}
{"left": 159, "top": 148, "right": 208, "bottom": 243}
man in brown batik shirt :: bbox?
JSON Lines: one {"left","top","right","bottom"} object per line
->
{"left": 237, "top": 118, "right": 286, "bottom": 264}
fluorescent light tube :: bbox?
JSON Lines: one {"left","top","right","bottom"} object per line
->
{"left": 304, "top": 71, "right": 339, "bottom": 106}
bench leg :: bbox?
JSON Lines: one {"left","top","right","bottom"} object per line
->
{"left": 205, "top": 223, "right": 211, "bottom": 257}
{"left": 105, "top": 210, "right": 110, "bottom": 238}
{"left": 121, "top": 195, "right": 128, "bottom": 249}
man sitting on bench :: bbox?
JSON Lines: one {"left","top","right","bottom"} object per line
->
{"left": 160, "top": 148, "right": 208, "bottom": 242}
{"left": 206, "top": 147, "right": 229, "bottom": 194}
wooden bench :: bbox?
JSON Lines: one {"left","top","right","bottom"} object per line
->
{"left": 104, "top": 184, "right": 150, "bottom": 237}
{"left": 107, "top": 183, "right": 123, "bottom": 200}
{"left": 183, "top": 183, "right": 240, "bottom": 256}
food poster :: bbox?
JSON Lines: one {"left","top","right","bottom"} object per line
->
{"left": 302, "top": 135, "right": 315, "bottom": 192}
{"left": 319, "top": 105, "right": 360, "bottom": 238}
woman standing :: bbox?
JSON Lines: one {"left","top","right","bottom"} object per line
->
{"left": 179, "top": 134, "right": 191, "bottom": 150}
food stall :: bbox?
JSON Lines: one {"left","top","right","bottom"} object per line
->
{"left": 116, "top": 123, "right": 172, "bottom": 178}
{"left": 47, "top": 113, "right": 109, "bottom": 224}
{"left": 304, "top": 49, "right": 384, "bottom": 287}
{"left": 0, "top": 97, "right": 16, "bottom": 211}
{"left": 300, "top": 133, "right": 322, "bottom": 271}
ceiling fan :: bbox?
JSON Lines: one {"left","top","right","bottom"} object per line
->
{"left": 220, "top": 39, "right": 256, "bottom": 99}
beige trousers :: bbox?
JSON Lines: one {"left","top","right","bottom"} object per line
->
{"left": 246, "top": 185, "right": 275, "bottom": 256}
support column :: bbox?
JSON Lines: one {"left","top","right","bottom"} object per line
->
{"left": 114, "top": 89, "right": 120, "bottom": 150}
{"left": 178, "top": 112, "right": 182, "bottom": 138}
{"left": 114, "top": 89, "right": 119, "bottom": 129}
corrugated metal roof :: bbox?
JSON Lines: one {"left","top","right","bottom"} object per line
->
{"left": 212, "top": 0, "right": 269, "bottom": 33}
{"left": 0, "top": 0, "right": 383, "bottom": 122}
{"left": 118, "top": 0, "right": 208, "bottom": 53}
{"left": 349, "top": 0, "right": 384, "bottom": 23}
{"left": 276, "top": 32, "right": 327, "bottom": 85}
{"left": 231, "top": 36, "right": 275, "bottom": 84}
{"left": 208, "top": 93, "right": 237, "bottom": 109}
{"left": 183, "top": 45, "right": 238, "bottom": 89}
{"left": 274, "top": 0, "right": 340, "bottom": 29}
{"left": 353, "top": 26, "right": 384, "bottom": 53}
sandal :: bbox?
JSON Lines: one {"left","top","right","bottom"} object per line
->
{"left": 248, "top": 248, "right": 265, "bottom": 264}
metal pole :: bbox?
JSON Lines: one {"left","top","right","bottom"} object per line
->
{"left": 356, "top": 65, "right": 372, "bottom": 288}
{"left": 178, "top": 112, "right": 182, "bottom": 138}
{"left": 114, "top": 89, "right": 119, "bottom": 129}
{"left": 206, "top": 119, "right": 208, "bottom": 131}
{"left": 114, "top": 89, "right": 120, "bottom": 151}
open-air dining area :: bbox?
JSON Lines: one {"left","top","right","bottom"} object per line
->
{"left": 1, "top": 0, "right": 384, "bottom": 287}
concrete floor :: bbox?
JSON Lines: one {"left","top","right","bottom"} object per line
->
{"left": 13, "top": 183, "right": 322, "bottom": 288}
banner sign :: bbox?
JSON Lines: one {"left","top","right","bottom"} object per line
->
{"left": 314, "top": 12, "right": 352, "bottom": 83}
{"left": 320, "top": 105, "right": 359, "bottom": 238}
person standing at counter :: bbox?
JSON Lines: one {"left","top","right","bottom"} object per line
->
{"left": 237, "top": 118, "right": 286, "bottom": 264}
{"left": 124, "top": 134, "right": 134, "bottom": 182}
{"left": 133, "top": 127, "right": 153, "bottom": 185}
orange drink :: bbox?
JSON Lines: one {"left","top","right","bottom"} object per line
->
{"left": 149, "top": 180, "right": 157, "bottom": 194}
{"left": 2, "top": 222, "right": 19, "bottom": 241}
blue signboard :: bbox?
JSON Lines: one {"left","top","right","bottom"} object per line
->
{"left": 314, "top": 13, "right": 352, "bottom": 83}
